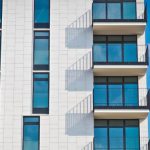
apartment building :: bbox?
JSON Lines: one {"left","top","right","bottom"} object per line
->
{"left": 0, "top": 0, "right": 149, "bottom": 150}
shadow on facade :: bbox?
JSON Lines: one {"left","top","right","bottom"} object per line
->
{"left": 81, "top": 142, "right": 93, "bottom": 150}
{"left": 65, "top": 94, "right": 93, "bottom": 136}
{"left": 65, "top": 10, "right": 92, "bottom": 49}
{"left": 65, "top": 51, "right": 93, "bottom": 91}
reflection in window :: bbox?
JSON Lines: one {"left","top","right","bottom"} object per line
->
{"left": 93, "top": 3, "right": 106, "bottom": 19}
{"left": 94, "top": 77, "right": 138, "bottom": 107}
{"left": 94, "top": 120, "right": 140, "bottom": 150}
{"left": 33, "top": 73, "right": 49, "bottom": 114}
{"left": 34, "top": 0, "right": 50, "bottom": 28}
{"left": 107, "top": 3, "right": 121, "bottom": 19}
{"left": 23, "top": 117, "right": 40, "bottom": 150}
{"left": 34, "top": 32, "right": 49, "bottom": 70}
{"left": 123, "top": 2, "right": 136, "bottom": 19}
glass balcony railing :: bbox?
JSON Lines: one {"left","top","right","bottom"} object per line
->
{"left": 93, "top": 88, "right": 150, "bottom": 109}
{"left": 93, "top": 137, "right": 149, "bottom": 150}
{"left": 92, "top": 1, "right": 146, "bottom": 22}
{"left": 93, "top": 45, "right": 148, "bottom": 65}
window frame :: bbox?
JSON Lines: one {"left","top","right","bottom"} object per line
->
{"left": 33, "top": 73, "right": 49, "bottom": 114}
{"left": 23, "top": 116, "right": 40, "bottom": 150}
{"left": 33, "top": 31, "right": 50, "bottom": 70}
{"left": 94, "top": 119, "right": 140, "bottom": 150}
{"left": 34, "top": 0, "right": 50, "bottom": 28}
{"left": 94, "top": 76, "right": 140, "bottom": 108}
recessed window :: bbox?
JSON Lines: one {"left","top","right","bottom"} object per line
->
{"left": 94, "top": 77, "right": 138, "bottom": 107}
{"left": 94, "top": 120, "right": 140, "bottom": 150}
{"left": 34, "top": 0, "right": 50, "bottom": 28}
{"left": 33, "top": 73, "right": 49, "bottom": 114}
{"left": 33, "top": 31, "right": 49, "bottom": 70}
{"left": 23, "top": 117, "right": 40, "bottom": 150}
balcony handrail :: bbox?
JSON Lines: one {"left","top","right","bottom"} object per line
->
{"left": 92, "top": 45, "right": 148, "bottom": 64}
{"left": 93, "top": 88, "right": 149, "bottom": 107}
{"left": 92, "top": 1, "right": 146, "bottom": 21}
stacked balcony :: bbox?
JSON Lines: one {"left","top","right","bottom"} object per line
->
{"left": 92, "top": 0, "right": 146, "bottom": 35}
{"left": 92, "top": 0, "right": 149, "bottom": 150}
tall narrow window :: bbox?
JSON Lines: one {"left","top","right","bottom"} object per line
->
{"left": 33, "top": 31, "right": 49, "bottom": 70}
{"left": 33, "top": 73, "right": 49, "bottom": 114}
{"left": 23, "top": 117, "right": 40, "bottom": 150}
{"left": 34, "top": 0, "right": 50, "bottom": 28}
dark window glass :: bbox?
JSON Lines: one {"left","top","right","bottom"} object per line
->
{"left": 108, "top": 84, "right": 123, "bottom": 106}
{"left": 109, "top": 127, "right": 124, "bottom": 150}
{"left": 34, "top": 0, "right": 50, "bottom": 28}
{"left": 107, "top": 3, "right": 121, "bottom": 19}
{"left": 123, "top": 2, "right": 136, "bottom": 19}
{"left": 23, "top": 117, "right": 40, "bottom": 150}
{"left": 94, "top": 120, "right": 139, "bottom": 150}
{"left": 94, "top": 77, "right": 107, "bottom": 84}
{"left": 94, "top": 128, "right": 108, "bottom": 149}
{"left": 125, "top": 127, "right": 139, "bottom": 149}
{"left": 93, "top": 3, "right": 106, "bottom": 19}
{"left": 34, "top": 32, "right": 49, "bottom": 70}
{"left": 124, "top": 43, "right": 137, "bottom": 62}
{"left": 94, "top": 84, "right": 107, "bottom": 106}
{"left": 33, "top": 73, "right": 49, "bottom": 114}
{"left": 108, "top": 44, "right": 122, "bottom": 62}
{"left": 93, "top": 44, "right": 106, "bottom": 62}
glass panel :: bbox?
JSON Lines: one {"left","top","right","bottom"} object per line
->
{"left": 34, "top": 73, "right": 49, "bottom": 79}
{"left": 125, "top": 127, "right": 139, "bottom": 150}
{"left": 94, "top": 77, "right": 107, "bottom": 84}
{"left": 124, "top": 84, "right": 138, "bottom": 106}
{"left": 109, "top": 128, "right": 123, "bottom": 150}
{"left": 95, "top": 120, "right": 107, "bottom": 127}
{"left": 108, "top": 44, "right": 122, "bottom": 62}
{"left": 94, "top": 128, "right": 108, "bottom": 149}
{"left": 93, "top": 3, "right": 106, "bottom": 19}
{"left": 109, "top": 120, "right": 123, "bottom": 126}
{"left": 94, "top": 85, "right": 107, "bottom": 106}
{"left": 34, "top": 0, "right": 49, "bottom": 24}
{"left": 108, "top": 84, "right": 123, "bottom": 106}
{"left": 124, "top": 77, "right": 138, "bottom": 83}
{"left": 108, "top": 77, "right": 122, "bottom": 83}
{"left": 107, "top": 3, "right": 121, "bottom": 19}
{"left": 124, "top": 43, "right": 137, "bottom": 62}
{"left": 33, "top": 80, "right": 49, "bottom": 108}
{"left": 24, "top": 117, "right": 39, "bottom": 123}
{"left": 93, "top": 44, "right": 106, "bottom": 62}
{"left": 34, "top": 32, "right": 49, "bottom": 68}
{"left": 125, "top": 120, "right": 139, "bottom": 126}
{"left": 123, "top": 2, "right": 136, "bottom": 19}
{"left": 23, "top": 125, "right": 39, "bottom": 150}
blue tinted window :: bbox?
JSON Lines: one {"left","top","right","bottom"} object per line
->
{"left": 124, "top": 43, "right": 137, "bottom": 62}
{"left": 24, "top": 117, "right": 39, "bottom": 123}
{"left": 94, "top": 85, "right": 107, "bottom": 106}
{"left": 34, "top": 32, "right": 49, "bottom": 70}
{"left": 107, "top": 3, "right": 121, "bottom": 19}
{"left": 94, "top": 128, "right": 108, "bottom": 149}
{"left": 0, "top": 0, "right": 2, "bottom": 25}
{"left": 93, "top": 3, "right": 106, "bottom": 19}
{"left": 23, "top": 117, "right": 39, "bottom": 150}
{"left": 124, "top": 84, "right": 138, "bottom": 106}
{"left": 108, "top": 84, "right": 123, "bottom": 106}
{"left": 33, "top": 73, "right": 49, "bottom": 114}
{"left": 108, "top": 44, "right": 122, "bottom": 62}
{"left": 109, "top": 128, "right": 123, "bottom": 150}
{"left": 34, "top": 0, "right": 50, "bottom": 27}
{"left": 123, "top": 2, "right": 136, "bottom": 19}
{"left": 93, "top": 44, "right": 106, "bottom": 62}
{"left": 125, "top": 127, "right": 139, "bottom": 150}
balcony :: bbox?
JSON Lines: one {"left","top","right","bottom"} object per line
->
{"left": 92, "top": 1, "right": 147, "bottom": 35}
{"left": 93, "top": 44, "right": 148, "bottom": 76}
{"left": 93, "top": 137, "right": 149, "bottom": 150}
{"left": 93, "top": 88, "right": 150, "bottom": 119}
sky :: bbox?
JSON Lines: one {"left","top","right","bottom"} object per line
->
{"left": 145, "top": 0, "right": 150, "bottom": 138}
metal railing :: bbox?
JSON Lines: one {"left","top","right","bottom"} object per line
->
{"left": 93, "top": 88, "right": 150, "bottom": 109}
{"left": 93, "top": 137, "right": 149, "bottom": 150}
{"left": 92, "top": 2, "right": 146, "bottom": 22}
{"left": 93, "top": 45, "right": 148, "bottom": 65}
